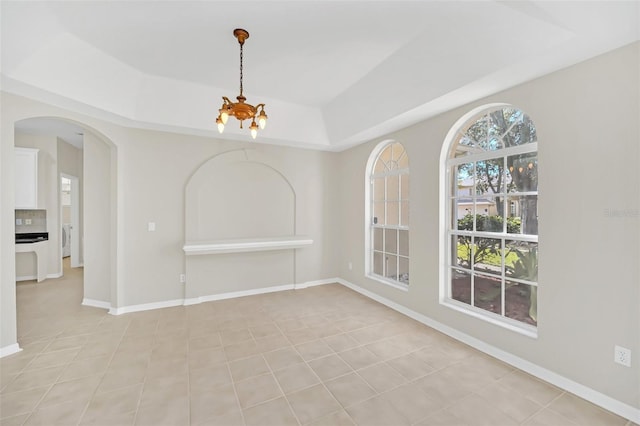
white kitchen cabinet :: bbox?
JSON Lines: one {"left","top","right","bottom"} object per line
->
{"left": 15, "top": 147, "right": 39, "bottom": 209}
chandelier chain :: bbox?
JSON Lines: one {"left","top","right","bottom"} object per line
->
{"left": 239, "top": 42, "right": 244, "bottom": 97}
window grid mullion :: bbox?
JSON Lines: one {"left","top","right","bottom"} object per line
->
{"left": 503, "top": 155, "right": 507, "bottom": 234}
{"left": 382, "top": 228, "right": 386, "bottom": 277}
{"left": 372, "top": 225, "right": 409, "bottom": 231}
{"left": 448, "top": 142, "right": 538, "bottom": 166}
{"left": 396, "top": 229, "right": 400, "bottom": 280}
{"left": 399, "top": 170, "right": 403, "bottom": 227}
{"left": 371, "top": 169, "right": 409, "bottom": 179}
{"left": 371, "top": 176, "right": 376, "bottom": 273}
{"left": 450, "top": 229, "right": 538, "bottom": 242}
{"left": 384, "top": 175, "right": 387, "bottom": 226}
{"left": 470, "top": 235, "right": 475, "bottom": 308}
{"left": 501, "top": 239, "right": 506, "bottom": 317}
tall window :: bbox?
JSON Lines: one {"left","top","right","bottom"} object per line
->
{"left": 366, "top": 141, "right": 409, "bottom": 288}
{"left": 442, "top": 106, "right": 538, "bottom": 333}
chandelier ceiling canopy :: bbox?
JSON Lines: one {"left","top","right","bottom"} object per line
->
{"left": 216, "top": 28, "right": 267, "bottom": 140}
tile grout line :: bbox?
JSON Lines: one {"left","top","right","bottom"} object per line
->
{"left": 129, "top": 318, "right": 161, "bottom": 426}
{"left": 10, "top": 296, "right": 114, "bottom": 424}
{"left": 283, "top": 315, "right": 390, "bottom": 425}
{"left": 284, "top": 328, "right": 348, "bottom": 425}
{"left": 256, "top": 352, "right": 302, "bottom": 426}
{"left": 222, "top": 330, "right": 256, "bottom": 426}
{"left": 186, "top": 323, "right": 192, "bottom": 426}
{"left": 75, "top": 313, "right": 132, "bottom": 425}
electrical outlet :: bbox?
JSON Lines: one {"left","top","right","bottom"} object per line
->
{"left": 179, "top": 274, "right": 186, "bottom": 284}
{"left": 614, "top": 345, "right": 631, "bottom": 367}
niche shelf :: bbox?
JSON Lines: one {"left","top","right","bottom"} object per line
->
{"left": 183, "top": 235, "right": 313, "bottom": 256}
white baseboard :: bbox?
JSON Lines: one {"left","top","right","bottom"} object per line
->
{"left": 82, "top": 280, "right": 337, "bottom": 315}
{"left": 294, "top": 278, "right": 338, "bottom": 289}
{"left": 16, "top": 275, "right": 37, "bottom": 282}
{"left": 336, "top": 278, "right": 640, "bottom": 424}
{"left": 0, "top": 343, "right": 22, "bottom": 358}
{"left": 184, "top": 279, "right": 336, "bottom": 305}
{"left": 82, "top": 298, "right": 111, "bottom": 310}
{"left": 109, "top": 298, "right": 185, "bottom": 315}
{"left": 16, "top": 272, "right": 62, "bottom": 282}
{"left": 185, "top": 283, "right": 296, "bottom": 306}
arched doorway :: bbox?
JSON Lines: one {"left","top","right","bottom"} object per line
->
{"left": 9, "top": 116, "right": 118, "bottom": 352}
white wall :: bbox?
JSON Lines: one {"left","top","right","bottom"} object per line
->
{"left": 333, "top": 43, "right": 639, "bottom": 410}
{"left": 82, "top": 132, "right": 114, "bottom": 304}
{"left": 1, "top": 99, "right": 18, "bottom": 353}
{"left": 116, "top": 129, "right": 336, "bottom": 307}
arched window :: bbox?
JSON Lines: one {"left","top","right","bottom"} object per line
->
{"left": 365, "top": 141, "right": 409, "bottom": 289}
{"left": 441, "top": 105, "right": 538, "bottom": 334}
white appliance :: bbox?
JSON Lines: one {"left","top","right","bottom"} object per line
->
{"left": 62, "top": 224, "right": 71, "bottom": 257}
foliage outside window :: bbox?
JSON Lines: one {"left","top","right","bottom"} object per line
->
{"left": 368, "top": 142, "right": 409, "bottom": 287}
{"left": 445, "top": 106, "right": 538, "bottom": 331}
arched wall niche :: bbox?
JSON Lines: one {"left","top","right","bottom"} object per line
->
{"left": 185, "top": 148, "right": 296, "bottom": 240}
{"left": 184, "top": 148, "right": 299, "bottom": 300}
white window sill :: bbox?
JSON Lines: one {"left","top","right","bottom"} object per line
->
{"left": 440, "top": 298, "right": 538, "bottom": 339}
{"left": 366, "top": 274, "right": 409, "bottom": 292}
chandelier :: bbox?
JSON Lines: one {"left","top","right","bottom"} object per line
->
{"left": 216, "top": 28, "right": 267, "bottom": 139}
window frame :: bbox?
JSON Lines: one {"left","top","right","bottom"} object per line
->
{"left": 439, "top": 104, "right": 538, "bottom": 337}
{"left": 365, "top": 140, "right": 410, "bottom": 291}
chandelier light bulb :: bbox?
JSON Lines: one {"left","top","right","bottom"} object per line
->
{"left": 217, "top": 121, "right": 225, "bottom": 133}
{"left": 250, "top": 120, "right": 258, "bottom": 139}
{"left": 258, "top": 110, "right": 268, "bottom": 130}
{"left": 220, "top": 109, "right": 229, "bottom": 125}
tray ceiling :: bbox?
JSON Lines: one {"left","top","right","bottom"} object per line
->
{"left": 2, "top": 1, "right": 638, "bottom": 150}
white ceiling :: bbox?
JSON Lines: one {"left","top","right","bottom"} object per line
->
{"left": 2, "top": 1, "right": 638, "bottom": 151}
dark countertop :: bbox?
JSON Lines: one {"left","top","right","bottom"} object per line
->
{"left": 15, "top": 232, "right": 48, "bottom": 244}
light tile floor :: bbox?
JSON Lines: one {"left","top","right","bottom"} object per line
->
{"left": 0, "top": 259, "right": 633, "bottom": 425}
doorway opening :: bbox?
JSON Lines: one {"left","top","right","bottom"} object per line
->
{"left": 60, "top": 174, "right": 81, "bottom": 271}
